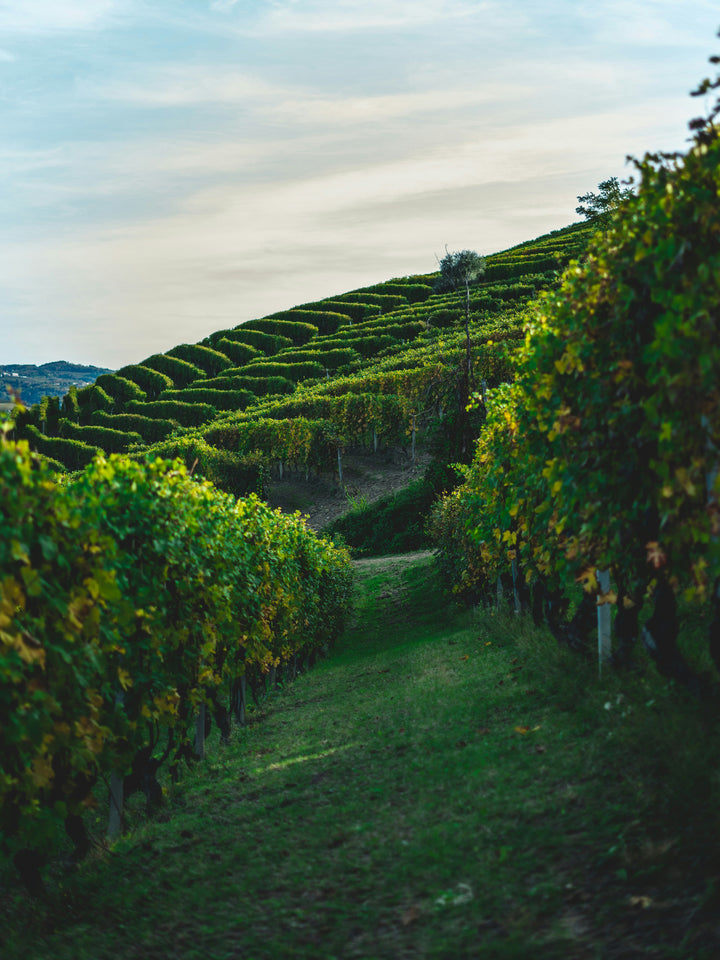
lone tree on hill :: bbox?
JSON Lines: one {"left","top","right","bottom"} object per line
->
{"left": 576, "top": 176, "right": 635, "bottom": 226}
{"left": 434, "top": 248, "right": 485, "bottom": 380}
{"left": 434, "top": 248, "right": 486, "bottom": 457}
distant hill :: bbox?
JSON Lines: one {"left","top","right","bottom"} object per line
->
{"left": 0, "top": 361, "right": 114, "bottom": 407}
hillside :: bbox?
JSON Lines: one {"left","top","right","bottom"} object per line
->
{"left": 8, "top": 222, "right": 592, "bottom": 544}
{"left": 0, "top": 361, "right": 113, "bottom": 408}
{"left": 2, "top": 551, "right": 717, "bottom": 959}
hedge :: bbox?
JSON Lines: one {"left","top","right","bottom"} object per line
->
{"left": 61, "top": 386, "right": 81, "bottom": 423}
{"left": 213, "top": 338, "right": 261, "bottom": 367}
{"left": 94, "top": 374, "right": 147, "bottom": 407}
{"left": 115, "top": 364, "right": 174, "bottom": 401}
{"left": 270, "top": 308, "right": 351, "bottom": 335}
{"left": 274, "top": 347, "right": 359, "bottom": 369}
{"left": 24, "top": 424, "right": 100, "bottom": 471}
{"left": 235, "top": 360, "right": 326, "bottom": 382}
{"left": 76, "top": 384, "right": 114, "bottom": 422}
{"left": 333, "top": 292, "right": 408, "bottom": 311}
{"left": 220, "top": 328, "right": 293, "bottom": 355}
{"left": 58, "top": 420, "right": 143, "bottom": 454}
{"left": 90, "top": 410, "right": 177, "bottom": 443}
{"left": 190, "top": 374, "right": 295, "bottom": 397}
{"left": 166, "top": 343, "right": 233, "bottom": 377}
{"left": 360, "top": 282, "right": 432, "bottom": 304}
{"left": 242, "top": 318, "right": 318, "bottom": 346}
{"left": 141, "top": 354, "right": 206, "bottom": 387}
{"left": 125, "top": 400, "right": 217, "bottom": 427}
{"left": 159, "top": 388, "right": 255, "bottom": 412}
{"left": 134, "top": 437, "right": 268, "bottom": 499}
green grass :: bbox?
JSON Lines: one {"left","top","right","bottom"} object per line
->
{"left": 2, "top": 553, "right": 720, "bottom": 958}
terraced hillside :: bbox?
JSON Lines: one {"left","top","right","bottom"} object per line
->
{"left": 11, "top": 223, "right": 593, "bottom": 521}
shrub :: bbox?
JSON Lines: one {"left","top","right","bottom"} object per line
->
{"left": 141, "top": 354, "right": 206, "bottom": 387}
{"left": 166, "top": 343, "right": 233, "bottom": 377}
{"left": 94, "top": 374, "right": 147, "bottom": 407}
{"left": 235, "top": 361, "right": 326, "bottom": 382}
{"left": 115, "top": 364, "right": 174, "bottom": 401}
{"left": 220, "top": 328, "right": 293, "bottom": 355}
{"left": 91, "top": 411, "right": 177, "bottom": 443}
{"left": 23, "top": 424, "right": 100, "bottom": 471}
{"left": 214, "top": 338, "right": 260, "bottom": 366}
{"left": 190, "top": 374, "right": 295, "bottom": 396}
{"left": 159, "top": 388, "right": 255, "bottom": 412}
{"left": 270, "top": 308, "right": 351, "bottom": 335}
{"left": 242, "top": 318, "right": 318, "bottom": 346}
{"left": 274, "top": 347, "right": 359, "bottom": 369}
{"left": 76, "top": 384, "right": 113, "bottom": 423}
{"left": 126, "top": 400, "right": 217, "bottom": 427}
{"left": 58, "top": 420, "right": 143, "bottom": 454}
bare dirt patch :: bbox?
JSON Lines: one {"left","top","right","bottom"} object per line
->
{"left": 266, "top": 447, "right": 432, "bottom": 532}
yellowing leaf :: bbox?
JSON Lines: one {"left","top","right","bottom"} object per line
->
{"left": 117, "top": 667, "right": 133, "bottom": 691}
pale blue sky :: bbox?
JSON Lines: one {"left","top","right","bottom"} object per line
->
{"left": 1, "top": 1, "right": 718, "bottom": 367}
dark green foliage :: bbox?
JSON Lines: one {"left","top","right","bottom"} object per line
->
{"left": 213, "top": 338, "right": 261, "bottom": 366}
{"left": 324, "top": 464, "right": 456, "bottom": 557}
{"left": 189, "top": 374, "right": 295, "bottom": 396}
{"left": 9, "top": 404, "right": 41, "bottom": 441}
{"left": 59, "top": 420, "right": 143, "bottom": 454}
{"left": 61, "top": 386, "right": 80, "bottom": 423}
{"left": 270, "top": 308, "right": 351, "bottom": 335}
{"left": 275, "top": 347, "right": 359, "bottom": 369}
{"left": 296, "top": 300, "right": 374, "bottom": 324}
{"left": 141, "top": 353, "right": 206, "bottom": 387}
{"left": 39, "top": 396, "right": 61, "bottom": 436}
{"left": 333, "top": 291, "right": 408, "bottom": 311}
{"left": 576, "top": 176, "right": 635, "bottom": 225}
{"left": 218, "top": 328, "right": 292, "bottom": 355}
{"left": 76, "top": 384, "right": 113, "bottom": 422}
{"left": 242, "top": 318, "right": 319, "bottom": 346}
{"left": 126, "top": 400, "right": 217, "bottom": 427}
{"left": 136, "top": 437, "right": 267, "bottom": 499}
{"left": 481, "top": 257, "right": 565, "bottom": 282}
{"left": 235, "top": 361, "right": 326, "bottom": 382}
{"left": 115, "top": 364, "right": 174, "bottom": 401}
{"left": 94, "top": 374, "right": 147, "bottom": 408}
{"left": 426, "top": 308, "right": 461, "bottom": 328}
{"left": 359, "top": 282, "right": 432, "bottom": 304}
{"left": 90, "top": 411, "right": 177, "bottom": 443}
{"left": 23, "top": 424, "right": 100, "bottom": 471}
{"left": 159, "top": 388, "right": 255, "bottom": 412}
{"left": 166, "top": 343, "right": 233, "bottom": 377}
{"left": 301, "top": 334, "right": 397, "bottom": 359}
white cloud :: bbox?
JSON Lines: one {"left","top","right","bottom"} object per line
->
{"left": 0, "top": 0, "right": 122, "bottom": 33}
{"left": 78, "top": 65, "right": 285, "bottom": 107}
{"left": 232, "top": 0, "right": 486, "bottom": 34}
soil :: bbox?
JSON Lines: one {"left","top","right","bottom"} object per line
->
{"left": 265, "top": 446, "right": 433, "bottom": 532}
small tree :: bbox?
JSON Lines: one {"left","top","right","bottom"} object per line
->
{"left": 434, "top": 249, "right": 485, "bottom": 380}
{"left": 576, "top": 176, "right": 635, "bottom": 226}
{"left": 434, "top": 248, "right": 486, "bottom": 457}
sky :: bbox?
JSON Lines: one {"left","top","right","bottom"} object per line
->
{"left": 1, "top": 1, "right": 718, "bottom": 369}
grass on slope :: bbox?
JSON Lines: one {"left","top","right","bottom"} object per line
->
{"left": 1, "top": 553, "right": 719, "bottom": 959}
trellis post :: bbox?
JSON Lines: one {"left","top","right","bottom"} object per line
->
{"left": 597, "top": 569, "right": 612, "bottom": 675}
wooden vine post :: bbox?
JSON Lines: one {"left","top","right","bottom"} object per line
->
{"left": 108, "top": 687, "right": 125, "bottom": 840}
{"left": 194, "top": 703, "right": 206, "bottom": 760}
{"left": 597, "top": 569, "right": 612, "bottom": 675}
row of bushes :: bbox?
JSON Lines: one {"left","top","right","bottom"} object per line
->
{"left": 242, "top": 318, "right": 318, "bottom": 346}
{"left": 269, "top": 308, "right": 350, "bottom": 336}
{"left": 91, "top": 411, "right": 178, "bottom": 443}
{"left": 187, "top": 374, "right": 295, "bottom": 396}
{"left": 0, "top": 438, "right": 353, "bottom": 883}
{"left": 236, "top": 360, "right": 326, "bottom": 382}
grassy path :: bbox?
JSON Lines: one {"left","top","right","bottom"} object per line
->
{"left": 1, "top": 553, "right": 719, "bottom": 958}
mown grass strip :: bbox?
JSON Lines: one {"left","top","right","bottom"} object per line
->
{"left": 1, "top": 553, "right": 719, "bottom": 959}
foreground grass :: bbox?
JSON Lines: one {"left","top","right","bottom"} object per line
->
{"left": 2, "top": 552, "right": 720, "bottom": 959}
